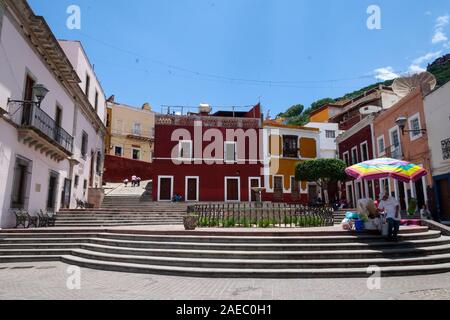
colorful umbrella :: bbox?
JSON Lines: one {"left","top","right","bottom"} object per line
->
{"left": 345, "top": 158, "right": 427, "bottom": 183}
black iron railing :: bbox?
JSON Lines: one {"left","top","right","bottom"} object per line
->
{"left": 6, "top": 100, "right": 74, "bottom": 153}
{"left": 187, "top": 203, "right": 334, "bottom": 228}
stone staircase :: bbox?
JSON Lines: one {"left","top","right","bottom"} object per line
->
{"left": 54, "top": 195, "right": 187, "bottom": 227}
{"left": 1, "top": 226, "right": 450, "bottom": 278}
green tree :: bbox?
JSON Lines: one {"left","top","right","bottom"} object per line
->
{"left": 277, "top": 104, "right": 304, "bottom": 118}
{"left": 295, "top": 159, "right": 347, "bottom": 203}
{"left": 310, "top": 98, "right": 335, "bottom": 111}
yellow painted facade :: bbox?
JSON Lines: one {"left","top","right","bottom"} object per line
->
{"left": 106, "top": 102, "right": 155, "bottom": 163}
{"left": 264, "top": 121, "right": 320, "bottom": 193}
{"left": 309, "top": 108, "right": 329, "bottom": 123}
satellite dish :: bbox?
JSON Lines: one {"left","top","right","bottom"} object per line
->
{"left": 392, "top": 72, "right": 437, "bottom": 98}
{"left": 359, "top": 105, "right": 382, "bottom": 115}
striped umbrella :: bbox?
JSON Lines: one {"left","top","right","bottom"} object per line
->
{"left": 345, "top": 158, "right": 427, "bottom": 183}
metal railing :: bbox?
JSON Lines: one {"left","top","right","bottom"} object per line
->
{"left": 384, "top": 144, "right": 403, "bottom": 160}
{"left": 187, "top": 203, "right": 334, "bottom": 228}
{"left": 6, "top": 100, "right": 73, "bottom": 153}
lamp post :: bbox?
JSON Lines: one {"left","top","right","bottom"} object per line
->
{"left": 32, "top": 84, "right": 50, "bottom": 108}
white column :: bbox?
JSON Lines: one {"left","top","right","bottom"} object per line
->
{"left": 394, "top": 179, "right": 399, "bottom": 200}
{"left": 364, "top": 180, "right": 369, "bottom": 198}
{"left": 410, "top": 181, "right": 417, "bottom": 199}
{"left": 404, "top": 182, "right": 409, "bottom": 211}
{"left": 422, "top": 176, "right": 428, "bottom": 203}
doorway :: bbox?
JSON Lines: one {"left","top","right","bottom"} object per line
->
{"left": 309, "top": 184, "right": 318, "bottom": 205}
{"left": 60, "top": 178, "right": 71, "bottom": 209}
{"left": 225, "top": 177, "right": 240, "bottom": 202}
{"left": 346, "top": 183, "right": 354, "bottom": 208}
{"left": 438, "top": 179, "right": 450, "bottom": 221}
{"left": 185, "top": 177, "right": 199, "bottom": 202}
{"left": 274, "top": 176, "right": 283, "bottom": 202}
{"left": 158, "top": 176, "right": 173, "bottom": 201}
{"left": 46, "top": 171, "right": 59, "bottom": 212}
{"left": 291, "top": 176, "right": 300, "bottom": 202}
{"left": 249, "top": 178, "right": 260, "bottom": 202}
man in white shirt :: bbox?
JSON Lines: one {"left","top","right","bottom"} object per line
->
{"left": 378, "top": 193, "right": 401, "bottom": 241}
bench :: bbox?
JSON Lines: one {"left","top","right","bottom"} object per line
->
{"left": 14, "top": 210, "right": 38, "bottom": 229}
{"left": 37, "top": 210, "right": 56, "bottom": 228}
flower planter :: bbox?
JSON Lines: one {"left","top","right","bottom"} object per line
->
{"left": 183, "top": 215, "right": 198, "bottom": 231}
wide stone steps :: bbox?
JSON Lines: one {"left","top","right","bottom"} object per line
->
{"left": 1, "top": 228, "right": 450, "bottom": 277}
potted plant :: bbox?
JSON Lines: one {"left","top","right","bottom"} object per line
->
{"left": 408, "top": 198, "right": 418, "bottom": 216}
{"left": 183, "top": 213, "right": 198, "bottom": 230}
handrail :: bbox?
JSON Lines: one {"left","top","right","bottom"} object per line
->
{"left": 187, "top": 203, "right": 334, "bottom": 228}
{"left": 6, "top": 100, "right": 74, "bottom": 153}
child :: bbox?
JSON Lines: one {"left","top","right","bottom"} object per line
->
{"left": 123, "top": 178, "right": 129, "bottom": 187}
{"left": 420, "top": 204, "right": 432, "bottom": 220}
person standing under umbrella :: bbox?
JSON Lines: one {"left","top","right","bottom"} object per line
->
{"left": 378, "top": 192, "right": 401, "bottom": 242}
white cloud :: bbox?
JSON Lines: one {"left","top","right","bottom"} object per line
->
{"left": 432, "top": 15, "right": 449, "bottom": 44}
{"left": 408, "top": 65, "right": 426, "bottom": 74}
{"left": 374, "top": 67, "right": 399, "bottom": 81}
{"left": 412, "top": 51, "right": 442, "bottom": 65}
{"left": 432, "top": 30, "right": 448, "bottom": 44}
{"left": 436, "top": 15, "right": 449, "bottom": 28}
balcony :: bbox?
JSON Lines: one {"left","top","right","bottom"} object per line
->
{"left": 4, "top": 100, "right": 74, "bottom": 162}
{"left": 111, "top": 128, "right": 155, "bottom": 142}
{"left": 384, "top": 145, "right": 403, "bottom": 160}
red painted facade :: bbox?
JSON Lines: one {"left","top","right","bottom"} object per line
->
{"left": 103, "top": 155, "right": 153, "bottom": 183}
{"left": 152, "top": 105, "right": 264, "bottom": 202}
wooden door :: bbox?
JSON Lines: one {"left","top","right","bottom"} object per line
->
{"left": 22, "top": 75, "right": 35, "bottom": 125}
{"left": 187, "top": 178, "right": 198, "bottom": 201}
{"left": 250, "top": 178, "right": 260, "bottom": 202}
{"left": 274, "top": 176, "right": 283, "bottom": 201}
{"left": 159, "top": 178, "right": 172, "bottom": 201}
{"left": 226, "top": 178, "right": 239, "bottom": 201}
{"left": 291, "top": 177, "right": 300, "bottom": 202}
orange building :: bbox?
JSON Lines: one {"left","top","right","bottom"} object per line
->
{"left": 373, "top": 88, "right": 432, "bottom": 211}
{"left": 263, "top": 120, "right": 320, "bottom": 203}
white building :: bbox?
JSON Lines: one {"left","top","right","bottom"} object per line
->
{"left": 423, "top": 81, "right": 450, "bottom": 222}
{"left": 304, "top": 122, "right": 341, "bottom": 159}
{"left": 0, "top": 0, "right": 106, "bottom": 228}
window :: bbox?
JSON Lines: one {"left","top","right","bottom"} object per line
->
{"left": 94, "top": 90, "right": 99, "bottom": 112}
{"left": 224, "top": 142, "right": 236, "bottom": 163}
{"left": 132, "top": 148, "right": 141, "bottom": 160}
{"left": 351, "top": 147, "right": 358, "bottom": 165}
{"left": 408, "top": 114, "right": 422, "bottom": 140}
{"left": 85, "top": 74, "right": 90, "bottom": 98}
{"left": 377, "top": 136, "right": 385, "bottom": 156}
{"left": 74, "top": 175, "right": 79, "bottom": 188}
{"left": 83, "top": 179, "right": 87, "bottom": 190}
{"left": 390, "top": 127, "right": 400, "bottom": 148}
{"left": 343, "top": 152, "right": 350, "bottom": 166}
{"left": 10, "top": 156, "right": 32, "bottom": 209}
{"left": 283, "top": 135, "right": 298, "bottom": 158}
{"left": 81, "top": 131, "right": 88, "bottom": 159}
{"left": 325, "top": 130, "right": 336, "bottom": 139}
{"left": 96, "top": 151, "right": 102, "bottom": 174}
{"left": 442, "top": 138, "right": 450, "bottom": 160}
{"left": 179, "top": 141, "right": 192, "bottom": 160}
{"left": 360, "top": 142, "right": 369, "bottom": 162}
{"left": 114, "top": 146, "right": 123, "bottom": 157}
{"left": 133, "top": 122, "right": 141, "bottom": 135}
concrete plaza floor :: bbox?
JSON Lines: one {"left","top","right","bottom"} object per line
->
{"left": 1, "top": 261, "right": 449, "bottom": 300}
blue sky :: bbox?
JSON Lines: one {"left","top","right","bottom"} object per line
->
{"left": 28, "top": 0, "right": 449, "bottom": 116}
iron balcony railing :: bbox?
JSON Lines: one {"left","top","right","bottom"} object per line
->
{"left": 6, "top": 100, "right": 74, "bottom": 153}
{"left": 384, "top": 144, "right": 403, "bottom": 160}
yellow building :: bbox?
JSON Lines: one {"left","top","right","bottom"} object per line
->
{"left": 105, "top": 98, "right": 155, "bottom": 163}
{"left": 263, "top": 120, "right": 320, "bottom": 203}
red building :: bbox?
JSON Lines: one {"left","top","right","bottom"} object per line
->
{"left": 152, "top": 104, "right": 264, "bottom": 202}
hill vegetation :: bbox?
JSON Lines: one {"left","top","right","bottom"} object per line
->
{"left": 277, "top": 54, "right": 450, "bottom": 126}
